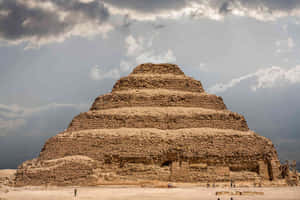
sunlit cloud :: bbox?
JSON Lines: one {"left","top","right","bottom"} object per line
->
{"left": 208, "top": 65, "right": 300, "bottom": 93}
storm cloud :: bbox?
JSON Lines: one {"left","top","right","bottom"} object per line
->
{"left": 1, "top": 0, "right": 300, "bottom": 46}
{"left": 0, "top": 0, "right": 111, "bottom": 47}
{"left": 103, "top": 0, "right": 300, "bottom": 21}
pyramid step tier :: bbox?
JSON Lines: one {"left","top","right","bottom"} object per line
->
{"left": 31, "top": 128, "right": 280, "bottom": 184}
{"left": 39, "top": 128, "right": 275, "bottom": 162}
{"left": 16, "top": 128, "right": 281, "bottom": 185}
{"left": 15, "top": 156, "right": 98, "bottom": 186}
{"left": 131, "top": 63, "right": 185, "bottom": 75}
{"left": 68, "top": 107, "right": 248, "bottom": 131}
{"left": 91, "top": 89, "right": 226, "bottom": 110}
{"left": 112, "top": 74, "right": 204, "bottom": 93}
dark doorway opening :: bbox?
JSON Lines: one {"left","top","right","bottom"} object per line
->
{"left": 161, "top": 160, "right": 172, "bottom": 167}
{"left": 267, "top": 160, "right": 274, "bottom": 181}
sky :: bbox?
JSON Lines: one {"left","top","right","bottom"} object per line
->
{"left": 0, "top": 0, "right": 300, "bottom": 170}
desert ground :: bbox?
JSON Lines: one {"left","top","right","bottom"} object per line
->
{"left": 1, "top": 169, "right": 300, "bottom": 200}
{"left": 0, "top": 185, "right": 300, "bottom": 200}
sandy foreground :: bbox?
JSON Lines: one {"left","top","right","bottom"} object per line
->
{"left": 0, "top": 186, "right": 300, "bottom": 200}
{"left": 1, "top": 170, "right": 299, "bottom": 200}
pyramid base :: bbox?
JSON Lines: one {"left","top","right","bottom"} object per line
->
{"left": 14, "top": 128, "right": 287, "bottom": 186}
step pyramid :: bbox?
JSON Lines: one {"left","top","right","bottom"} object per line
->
{"left": 15, "top": 63, "right": 283, "bottom": 186}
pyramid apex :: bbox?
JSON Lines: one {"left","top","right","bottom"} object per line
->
{"left": 131, "top": 63, "right": 184, "bottom": 75}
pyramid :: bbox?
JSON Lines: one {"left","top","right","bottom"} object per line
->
{"left": 15, "top": 63, "right": 284, "bottom": 186}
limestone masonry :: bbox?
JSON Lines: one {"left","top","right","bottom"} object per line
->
{"left": 14, "top": 63, "right": 299, "bottom": 186}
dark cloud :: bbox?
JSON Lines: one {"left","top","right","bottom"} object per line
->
{"left": 0, "top": 0, "right": 110, "bottom": 45}
{"left": 49, "top": 0, "right": 109, "bottom": 21}
{"left": 219, "top": 1, "right": 232, "bottom": 14}
{"left": 202, "top": 0, "right": 300, "bottom": 18}
{"left": 0, "top": 0, "right": 67, "bottom": 40}
{"left": 103, "top": 0, "right": 188, "bottom": 14}
{"left": 233, "top": 0, "right": 300, "bottom": 12}
{"left": 104, "top": 0, "right": 300, "bottom": 20}
{"left": 1, "top": 0, "right": 300, "bottom": 46}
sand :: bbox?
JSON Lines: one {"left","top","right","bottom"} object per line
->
{"left": 1, "top": 186, "right": 300, "bottom": 200}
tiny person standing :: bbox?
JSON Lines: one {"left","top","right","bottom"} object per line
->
{"left": 74, "top": 188, "right": 77, "bottom": 198}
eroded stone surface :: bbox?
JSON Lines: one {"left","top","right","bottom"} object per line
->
{"left": 90, "top": 89, "right": 226, "bottom": 110}
{"left": 14, "top": 63, "right": 294, "bottom": 186}
{"left": 67, "top": 107, "right": 248, "bottom": 131}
